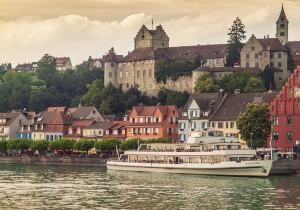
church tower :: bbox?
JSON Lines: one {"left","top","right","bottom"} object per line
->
{"left": 276, "top": 5, "right": 289, "bottom": 45}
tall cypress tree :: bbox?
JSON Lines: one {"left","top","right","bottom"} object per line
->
{"left": 226, "top": 17, "right": 246, "bottom": 67}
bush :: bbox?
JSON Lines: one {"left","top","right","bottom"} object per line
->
{"left": 94, "top": 138, "right": 121, "bottom": 154}
{"left": 74, "top": 139, "right": 95, "bottom": 156}
{"left": 0, "top": 140, "right": 8, "bottom": 156}
{"left": 30, "top": 140, "right": 49, "bottom": 154}
{"left": 7, "top": 138, "right": 32, "bottom": 152}
{"left": 120, "top": 138, "right": 143, "bottom": 151}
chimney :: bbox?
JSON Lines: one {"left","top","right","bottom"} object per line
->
{"left": 267, "top": 35, "right": 269, "bottom": 38}
{"left": 128, "top": 51, "right": 130, "bottom": 55}
{"left": 219, "top": 89, "right": 224, "bottom": 97}
{"left": 264, "top": 35, "right": 266, "bottom": 39}
{"left": 234, "top": 89, "right": 240, "bottom": 94}
{"left": 54, "top": 108, "right": 57, "bottom": 112}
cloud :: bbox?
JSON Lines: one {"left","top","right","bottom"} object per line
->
{"left": 1, "top": 0, "right": 300, "bottom": 66}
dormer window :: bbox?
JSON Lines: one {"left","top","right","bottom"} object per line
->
{"left": 41, "top": 125, "right": 44, "bottom": 130}
{"left": 69, "top": 130, "right": 72, "bottom": 134}
{"left": 106, "top": 130, "right": 110, "bottom": 135}
{"left": 35, "top": 125, "right": 38, "bottom": 130}
{"left": 113, "top": 130, "right": 118, "bottom": 135}
{"left": 77, "top": 130, "right": 80, "bottom": 135}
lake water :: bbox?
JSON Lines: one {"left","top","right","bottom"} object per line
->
{"left": 0, "top": 165, "right": 299, "bottom": 209}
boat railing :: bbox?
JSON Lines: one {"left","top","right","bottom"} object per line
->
{"left": 128, "top": 148, "right": 248, "bottom": 153}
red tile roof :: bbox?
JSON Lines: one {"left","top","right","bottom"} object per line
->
{"left": 106, "top": 52, "right": 118, "bottom": 62}
{"left": 56, "top": 57, "right": 71, "bottom": 67}
{"left": 47, "top": 107, "right": 66, "bottom": 112}
{"left": 257, "top": 38, "right": 284, "bottom": 51}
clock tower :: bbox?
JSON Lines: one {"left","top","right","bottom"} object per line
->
{"left": 276, "top": 5, "right": 289, "bottom": 45}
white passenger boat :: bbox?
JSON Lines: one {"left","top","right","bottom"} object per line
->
{"left": 107, "top": 133, "right": 273, "bottom": 177}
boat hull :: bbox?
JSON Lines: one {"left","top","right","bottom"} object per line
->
{"left": 107, "top": 160, "right": 273, "bottom": 177}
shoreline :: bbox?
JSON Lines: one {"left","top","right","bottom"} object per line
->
{"left": 0, "top": 157, "right": 299, "bottom": 175}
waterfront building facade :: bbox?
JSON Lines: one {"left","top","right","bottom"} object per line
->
{"left": 0, "top": 112, "right": 28, "bottom": 140}
{"left": 178, "top": 92, "right": 224, "bottom": 142}
{"left": 125, "top": 105, "right": 181, "bottom": 142}
{"left": 82, "top": 122, "right": 113, "bottom": 140}
{"left": 210, "top": 91, "right": 278, "bottom": 143}
{"left": 267, "top": 67, "right": 300, "bottom": 155}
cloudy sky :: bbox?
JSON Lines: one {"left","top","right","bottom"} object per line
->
{"left": 1, "top": 0, "right": 300, "bottom": 67}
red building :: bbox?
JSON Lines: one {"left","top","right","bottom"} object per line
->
{"left": 267, "top": 67, "right": 300, "bottom": 156}
{"left": 126, "top": 105, "right": 181, "bottom": 142}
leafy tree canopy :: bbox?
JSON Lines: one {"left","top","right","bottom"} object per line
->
{"left": 194, "top": 73, "right": 220, "bottom": 93}
{"left": 94, "top": 138, "right": 121, "bottom": 154}
{"left": 244, "top": 77, "right": 266, "bottom": 93}
{"left": 236, "top": 103, "right": 271, "bottom": 149}
{"left": 30, "top": 139, "right": 49, "bottom": 153}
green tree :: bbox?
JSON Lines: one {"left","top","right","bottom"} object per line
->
{"left": 218, "top": 69, "right": 254, "bottom": 93}
{"left": 74, "top": 139, "right": 95, "bottom": 156}
{"left": 226, "top": 17, "right": 246, "bottom": 67}
{"left": 285, "top": 44, "right": 296, "bottom": 73}
{"left": 120, "top": 138, "right": 143, "bottom": 151}
{"left": 36, "top": 54, "right": 58, "bottom": 88}
{"left": 30, "top": 140, "right": 49, "bottom": 154}
{"left": 145, "top": 138, "right": 172, "bottom": 143}
{"left": 28, "top": 87, "right": 55, "bottom": 113}
{"left": 244, "top": 77, "right": 266, "bottom": 93}
{"left": 157, "top": 88, "right": 190, "bottom": 108}
{"left": 0, "top": 140, "right": 8, "bottom": 156}
{"left": 31, "top": 79, "right": 46, "bottom": 89}
{"left": 236, "top": 103, "right": 271, "bottom": 149}
{"left": 48, "top": 140, "right": 62, "bottom": 151}
{"left": 99, "top": 101, "right": 113, "bottom": 115}
{"left": 260, "top": 65, "right": 276, "bottom": 90}
{"left": 194, "top": 74, "right": 220, "bottom": 93}
{"left": 7, "top": 138, "right": 31, "bottom": 153}
{"left": 94, "top": 138, "right": 121, "bottom": 155}
{"left": 60, "top": 139, "right": 76, "bottom": 154}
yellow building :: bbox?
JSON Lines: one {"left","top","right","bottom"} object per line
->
{"left": 210, "top": 91, "right": 278, "bottom": 145}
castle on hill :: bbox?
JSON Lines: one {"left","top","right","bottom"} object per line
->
{"left": 104, "top": 6, "right": 300, "bottom": 95}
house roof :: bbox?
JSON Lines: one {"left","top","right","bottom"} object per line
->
{"left": 105, "top": 52, "right": 119, "bottom": 62}
{"left": 0, "top": 113, "right": 23, "bottom": 126}
{"left": 257, "top": 38, "right": 284, "bottom": 51}
{"left": 288, "top": 41, "right": 300, "bottom": 52}
{"left": 70, "top": 119, "right": 94, "bottom": 127}
{"left": 89, "top": 59, "right": 104, "bottom": 69}
{"left": 211, "top": 92, "right": 278, "bottom": 121}
{"left": 84, "top": 122, "right": 113, "bottom": 130}
{"left": 47, "top": 107, "right": 66, "bottom": 112}
{"left": 56, "top": 57, "right": 71, "bottom": 67}
{"left": 131, "top": 105, "right": 181, "bottom": 117}
{"left": 120, "top": 44, "right": 227, "bottom": 63}
{"left": 103, "top": 114, "right": 121, "bottom": 122}
{"left": 70, "top": 106, "right": 97, "bottom": 119}
{"left": 181, "top": 92, "right": 223, "bottom": 119}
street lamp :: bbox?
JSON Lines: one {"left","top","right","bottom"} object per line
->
{"left": 250, "top": 133, "right": 253, "bottom": 149}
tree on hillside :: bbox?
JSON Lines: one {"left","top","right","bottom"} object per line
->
{"left": 218, "top": 69, "right": 254, "bottom": 93}
{"left": 28, "top": 87, "right": 55, "bottom": 113}
{"left": 285, "top": 44, "right": 296, "bottom": 73}
{"left": 236, "top": 103, "right": 271, "bottom": 149}
{"left": 194, "top": 74, "right": 220, "bottom": 93}
{"left": 244, "top": 77, "right": 266, "bottom": 93}
{"left": 226, "top": 17, "right": 246, "bottom": 67}
{"left": 260, "top": 65, "right": 276, "bottom": 90}
{"left": 36, "top": 54, "right": 58, "bottom": 88}
{"left": 157, "top": 88, "right": 190, "bottom": 108}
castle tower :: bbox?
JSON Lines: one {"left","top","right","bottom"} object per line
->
{"left": 276, "top": 5, "right": 289, "bottom": 45}
{"left": 104, "top": 51, "right": 118, "bottom": 87}
{"left": 134, "top": 25, "right": 169, "bottom": 50}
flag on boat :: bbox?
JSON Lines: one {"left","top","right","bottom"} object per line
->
{"left": 116, "top": 145, "right": 120, "bottom": 159}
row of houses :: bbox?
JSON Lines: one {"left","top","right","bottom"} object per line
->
{"left": 1, "top": 67, "right": 300, "bottom": 155}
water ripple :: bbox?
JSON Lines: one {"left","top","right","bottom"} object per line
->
{"left": 0, "top": 165, "right": 299, "bottom": 209}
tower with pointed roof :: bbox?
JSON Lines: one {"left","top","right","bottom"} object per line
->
{"left": 104, "top": 51, "right": 118, "bottom": 86}
{"left": 276, "top": 5, "right": 289, "bottom": 45}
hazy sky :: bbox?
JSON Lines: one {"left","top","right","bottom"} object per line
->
{"left": 1, "top": 0, "right": 300, "bottom": 66}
